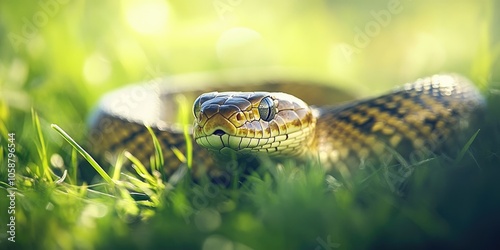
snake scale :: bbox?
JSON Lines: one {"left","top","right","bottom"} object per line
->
{"left": 88, "top": 73, "right": 484, "bottom": 181}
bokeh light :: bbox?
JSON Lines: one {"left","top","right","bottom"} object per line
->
{"left": 216, "top": 27, "right": 271, "bottom": 66}
{"left": 83, "top": 52, "right": 112, "bottom": 85}
{"left": 123, "top": 0, "right": 170, "bottom": 35}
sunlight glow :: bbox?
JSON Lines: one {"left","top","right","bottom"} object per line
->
{"left": 216, "top": 27, "right": 268, "bottom": 65}
{"left": 83, "top": 53, "right": 111, "bottom": 85}
{"left": 124, "top": 0, "right": 169, "bottom": 35}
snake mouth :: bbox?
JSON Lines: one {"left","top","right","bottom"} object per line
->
{"left": 212, "top": 129, "right": 226, "bottom": 136}
{"left": 194, "top": 125, "right": 313, "bottom": 158}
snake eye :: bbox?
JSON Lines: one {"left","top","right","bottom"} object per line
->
{"left": 258, "top": 96, "right": 276, "bottom": 122}
{"left": 193, "top": 97, "right": 201, "bottom": 118}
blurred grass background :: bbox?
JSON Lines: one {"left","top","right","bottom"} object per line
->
{"left": 0, "top": 0, "right": 499, "bottom": 249}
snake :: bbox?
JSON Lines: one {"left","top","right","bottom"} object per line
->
{"left": 88, "top": 73, "right": 485, "bottom": 182}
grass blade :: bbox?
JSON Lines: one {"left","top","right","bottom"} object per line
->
{"left": 124, "top": 151, "right": 150, "bottom": 178}
{"left": 51, "top": 124, "right": 114, "bottom": 185}
{"left": 176, "top": 95, "right": 193, "bottom": 168}
{"left": 146, "top": 126, "right": 164, "bottom": 172}
{"left": 70, "top": 148, "right": 78, "bottom": 184}
{"left": 112, "top": 151, "right": 125, "bottom": 181}
{"left": 455, "top": 129, "right": 481, "bottom": 163}
{"left": 32, "top": 109, "right": 53, "bottom": 182}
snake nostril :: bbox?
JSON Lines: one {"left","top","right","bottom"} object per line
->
{"left": 213, "top": 129, "right": 226, "bottom": 136}
{"left": 235, "top": 112, "right": 245, "bottom": 122}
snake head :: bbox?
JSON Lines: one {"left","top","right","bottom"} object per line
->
{"left": 192, "top": 91, "right": 317, "bottom": 157}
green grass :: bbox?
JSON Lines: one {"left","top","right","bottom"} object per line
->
{"left": 1, "top": 87, "right": 499, "bottom": 249}
{"left": 1, "top": 1, "right": 500, "bottom": 249}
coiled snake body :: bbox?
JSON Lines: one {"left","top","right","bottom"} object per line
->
{"left": 89, "top": 73, "right": 484, "bottom": 180}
